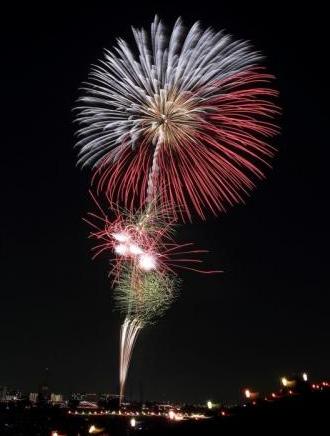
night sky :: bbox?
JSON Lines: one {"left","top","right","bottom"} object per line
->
{"left": 1, "top": 2, "right": 329, "bottom": 404}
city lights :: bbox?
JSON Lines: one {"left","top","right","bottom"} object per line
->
{"left": 88, "top": 424, "right": 105, "bottom": 434}
{"left": 281, "top": 377, "right": 296, "bottom": 388}
{"left": 302, "top": 372, "right": 308, "bottom": 382}
{"left": 2, "top": 367, "right": 330, "bottom": 433}
{"left": 168, "top": 410, "right": 176, "bottom": 420}
{"left": 4, "top": 371, "right": 330, "bottom": 433}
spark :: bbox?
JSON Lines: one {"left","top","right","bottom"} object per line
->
{"left": 128, "top": 243, "right": 144, "bottom": 255}
{"left": 112, "top": 232, "right": 130, "bottom": 243}
{"left": 114, "top": 244, "right": 129, "bottom": 255}
{"left": 138, "top": 253, "right": 157, "bottom": 271}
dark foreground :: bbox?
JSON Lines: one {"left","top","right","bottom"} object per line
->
{"left": 1, "top": 390, "right": 329, "bottom": 435}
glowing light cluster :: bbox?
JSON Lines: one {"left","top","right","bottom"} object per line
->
{"left": 207, "top": 400, "right": 213, "bottom": 409}
{"left": 168, "top": 410, "right": 184, "bottom": 421}
{"left": 112, "top": 231, "right": 157, "bottom": 271}
{"left": 85, "top": 194, "right": 220, "bottom": 286}
{"left": 138, "top": 253, "right": 157, "bottom": 271}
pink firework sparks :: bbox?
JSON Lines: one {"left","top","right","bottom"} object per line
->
{"left": 84, "top": 192, "right": 221, "bottom": 284}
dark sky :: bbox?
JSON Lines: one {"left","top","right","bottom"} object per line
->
{"left": 1, "top": 2, "right": 329, "bottom": 404}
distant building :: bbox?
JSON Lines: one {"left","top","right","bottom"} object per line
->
{"left": 98, "top": 393, "right": 120, "bottom": 410}
{"left": 0, "top": 386, "right": 8, "bottom": 402}
{"left": 71, "top": 393, "right": 86, "bottom": 401}
{"left": 29, "top": 392, "right": 38, "bottom": 403}
{"left": 38, "top": 367, "right": 51, "bottom": 403}
{"left": 50, "top": 393, "right": 63, "bottom": 403}
{"left": 84, "top": 393, "right": 98, "bottom": 403}
{"left": 0, "top": 387, "right": 23, "bottom": 402}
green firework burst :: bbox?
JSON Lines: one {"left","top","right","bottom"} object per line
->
{"left": 114, "top": 265, "right": 179, "bottom": 325}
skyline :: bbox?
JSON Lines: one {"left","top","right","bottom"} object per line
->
{"left": 1, "top": 2, "right": 329, "bottom": 403}
{"left": 1, "top": 370, "right": 327, "bottom": 404}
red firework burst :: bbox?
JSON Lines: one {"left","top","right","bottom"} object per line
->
{"left": 91, "top": 69, "right": 279, "bottom": 220}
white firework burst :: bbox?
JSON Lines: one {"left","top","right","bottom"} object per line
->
{"left": 75, "top": 16, "right": 278, "bottom": 219}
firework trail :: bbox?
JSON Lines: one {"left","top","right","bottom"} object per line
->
{"left": 119, "top": 317, "right": 142, "bottom": 403}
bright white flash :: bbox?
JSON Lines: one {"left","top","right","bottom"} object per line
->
{"left": 114, "top": 244, "right": 128, "bottom": 255}
{"left": 129, "top": 244, "right": 144, "bottom": 255}
{"left": 112, "top": 232, "right": 130, "bottom": 243}
{"left": 138, "top": 253, "right": 157, "bottom": 271}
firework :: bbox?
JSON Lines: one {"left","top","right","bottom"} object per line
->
{"left": 84, "top": 193, "right": 221, "bottom": 402}
{"left": 115, "top": 265, "right": 178, "bottom": 324}
{"left": 84, "top": 192, "right": 220, "bottom": 284}
{"left": 85, "top": 196, "right": 181, "bottom": 324}
{"left": 75, "top": 16, "right": 279, "bottom": 220}
{"left": 119, "top": 317, "right": 143, "bottom": 403}
{"left": 74, "top": 16, "right": 280, "bottom": 404}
